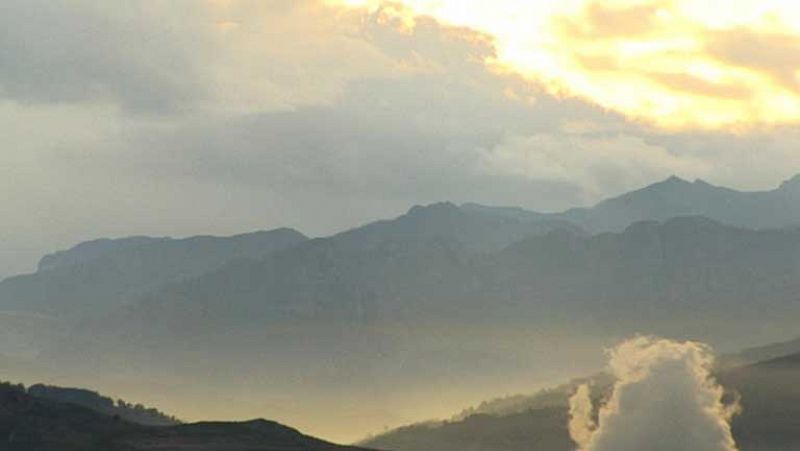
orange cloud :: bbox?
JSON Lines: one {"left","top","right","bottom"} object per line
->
{"left": 707, "top": 29, "right": 800, "bottom": 91}
{"left": 546, "top": 0, "right": 800, "bottom": 129}
{"left": 557, "top": 2, "right": 668, "bottom": 40}
{"left": 331, "top": 0, "right": 800, "bottom": 130}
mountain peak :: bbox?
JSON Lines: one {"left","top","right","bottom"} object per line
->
{"left": 406, "top": 202, "right": 460, "bottom": 217}
{"left": 666, "top": 175, "right": 687, "bottom": 182}
{"left": 626, "top": 175, "right": 694, "bottom": 195}
{"left": 634, "top": 175, "right": 725, "bottom": 195}
{"left": 661, "top": 174, "right": 690, "bottom": 185}
{"left": 779, "top": 173, "right": 800, "bottom": 190}
{"left": 657, "top": 175, "right": 691, "bottom": 187}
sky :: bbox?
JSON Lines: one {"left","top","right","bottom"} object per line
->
{"left": 2, "top": 0, "right": 800, "bottom": 277}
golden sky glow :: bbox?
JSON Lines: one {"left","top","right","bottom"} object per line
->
{"left": 330, "top": 0, "right": 800, "bottom": 130}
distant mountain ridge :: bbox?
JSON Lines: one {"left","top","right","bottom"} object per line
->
{"left": 44, "top": 215, "right": 800, "bottom": 418}
{"left": 560, "top": 174, "right": 800, "bottom": 232}
{"left": 0, "top": 228, "right": 307, "bottom": 318}
{"left": 6, "top": 174, "right": 800, "bottom": 322}
{"left": 37, "top": 229, "right": 308, "bottom": 275}
{"left": 37, "top": 236, "right": 167, "bottom": 272}
{"left": 332, "top": 201, "right": 583, "bottom": 253}
{"left": 470, "top": 174, "right": 800, "bottom": 233}
{"left": 0, "top": 228, "right": 308, "bottom": 360}
{"left": 5, "top": 174, "right": 800, "bottom": 440}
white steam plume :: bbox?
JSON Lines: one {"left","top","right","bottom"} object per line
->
{"left": 568, "top": 336, "right": 740, "bottom": 451}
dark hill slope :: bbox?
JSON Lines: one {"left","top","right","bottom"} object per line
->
{"left": 27, "top": 384, "right": 179, "bottom": 426}
{"left": 364, "top": 407, "right": 571, "bottom": 451}
{"left": 119, "top": 420, "right": 378, "bottom": 451}
{"left": 363, "top": 351, "right": 800, "bottom": 451}
{"left": 0, "top": 382, "right": 377, "bottom": 451}
{"left": 720, "top": 353, "right": 800, "bottom": 451}
{"left": 726, "top": 336, "right": 800, "bottom": 366}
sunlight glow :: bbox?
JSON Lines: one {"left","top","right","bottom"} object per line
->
{"left": 329, "top": 0, "right": 800, "bottom": 130}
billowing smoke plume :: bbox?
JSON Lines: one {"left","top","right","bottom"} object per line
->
{"left": 568, "top": 336, "right": 740, "bottom": 451}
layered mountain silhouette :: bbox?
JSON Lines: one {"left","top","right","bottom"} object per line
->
{"left": 6, "top": 174, "right": 800, "bottom": 323}
{"left": 0, "top": 228, "right": 307, "bottom": 317}
{"left": 468, "top": 174, "right": 800, "bottom": 233}
{"left": 553, "top": 174, "right": 800, "bottom": 232}
{"left": 0, "top": 229, "right": 307, "bottom": 359}
{"left": 56, "top": 214, "right": 800, "bottom": 358}
{"left": 2, "top": 174, "right": 800, "bottom": 441}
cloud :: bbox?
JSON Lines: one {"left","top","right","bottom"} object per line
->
{"left": 706, "top": 28, "right": 800, "bottom": 92}
{"left": 0, "top": 0, "right": 402, "bottom": 114}
{"left": 203, "top": 0, "right": 407, "bottom": 113}
{"left": 0, "top": 3, "right": 614, "bottom": 275}
{"left": 480, "top": 133, "right": 712, "bottom": 201}
{"left": 72, "top": 8, "right": 622, "bottom": 209}
{"left": 546, "top": 0, "right": 800, "bottom": 128}
{"left": 569, "top": 336, "right": 740, "bottom": 451}
{"left": 645, "top": 127, "right": 800, "bottom": 190}
{"left": 351, "top": 0, "right": 800, "bottom": 128}
{"left": 557, "top": 1, "right": 667, "bottom": 40}
{"left": 0, "top": 0, "right": 211, "bottom": 113}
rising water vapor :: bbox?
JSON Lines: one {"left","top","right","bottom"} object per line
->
{"left": 568, "top": 336, "right": 739, "bottom": 451}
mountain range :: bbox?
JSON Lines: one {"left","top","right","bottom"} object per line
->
{"left": 0, "top": 228, "right": 306, "bottom": 359}
{"left": 554, "top": 174, "right": 800, "bottom": 232}
{"left": 2, "top": 174, "right": 800, "bottom": 440}
{"left": 0, "top": 228, "right": 307, "bottom": 318}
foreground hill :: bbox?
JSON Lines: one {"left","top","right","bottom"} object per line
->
{"left": 721, "top": 353, "right": 800, "bottom": 450}
{"left": 363, "top": 349, "right": 800, "bottom": 451}
{"left": 0, "top": 382, "right": 376, "bottom": 451}
{"left": 364, "top": 407, "right": 572, "bottom": 451}
{"left": 119, "top": 420, "right": 378, "bottom": 451}
{"left": 725, "top": 336, "right": 800, "bottom": 366}
{"left": 27, "top": 384, "right": 179, "bottom": 426}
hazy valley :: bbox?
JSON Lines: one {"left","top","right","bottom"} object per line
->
{"left": 2, "top": 176, "right": 800, "bottom": 446}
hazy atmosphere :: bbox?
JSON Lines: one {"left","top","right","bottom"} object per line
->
{"left": 3, "top": 1, "right": 800, "bottom": 450}
{"left": 4, "top": 0, "right": 800, "bottom": 277}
